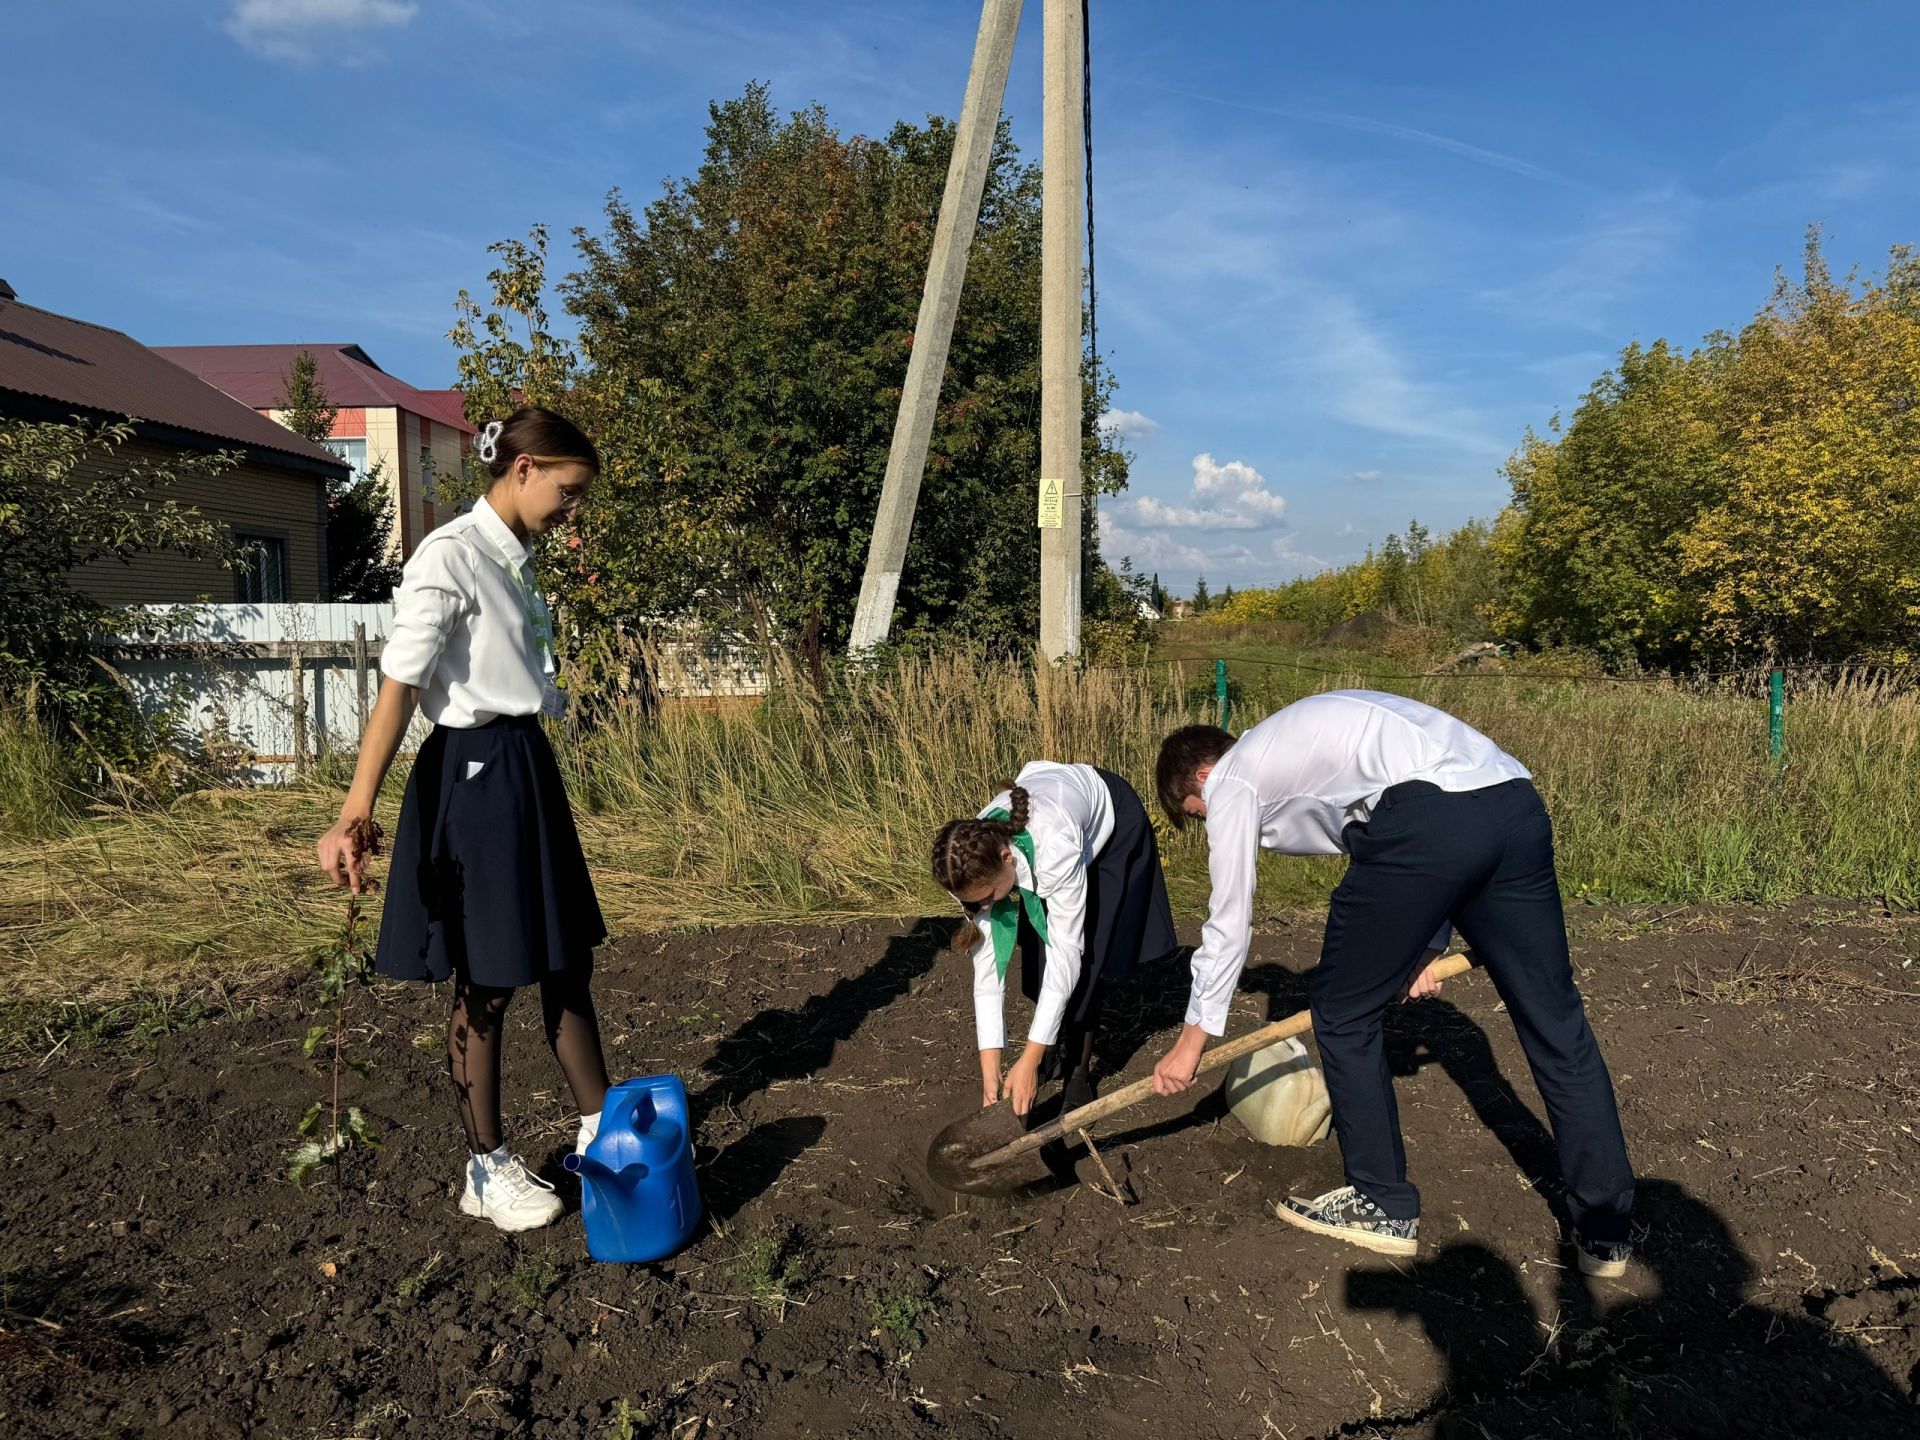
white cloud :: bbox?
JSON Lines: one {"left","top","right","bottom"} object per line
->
{"left": 227, "top": 0, "right": 418, "bottom": 61}
{"left": 1097, "top": 140, "right": 1518, "bottom": 462}
{"left": 1270, "top": 536, "right": 1327, "bottom": 573}
{"left": 1126, "top": 452, "right": 1289, "bottom": 531}
{"left": 1349, "top": 469, "right": 1385, "bottom": 483}
{"left": 1098, "top": 509, "right": 1268, "bottom": 585}
{"left": 1160, "top": 86, "right": 1572, "bottom": 187}
{"left": 1479, "top": 186, "right": 1695, "bottom": 334}
{"left": 1098, "top": 408, "right": 1161, "bottom": 443}
{"left": 1097, "top": 511, "right": 1212, "bottom": 572}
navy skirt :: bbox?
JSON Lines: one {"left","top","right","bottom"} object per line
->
{"left": 1015, "top": 768, "right": 1179, "bottom": 1028}
{"left": 375, "top": 715, "right": 606, "bottom": 988}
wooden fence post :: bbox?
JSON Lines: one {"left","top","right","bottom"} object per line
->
{"left": 353, "top": 622, "right": 370, "bottom": 736}
{"left": 290, "top": 646, "right": 308, "bottom": 778}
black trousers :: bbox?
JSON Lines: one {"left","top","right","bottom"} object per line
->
{"left": 1312, "top": 778, "right": 1635, "bottom": 1242}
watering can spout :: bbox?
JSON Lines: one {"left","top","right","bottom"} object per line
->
{"left": 560, "top": 1159, "right": 645, "bottom": 1190}
{"left": 563, "top": 1151, "right": 621, "bottom": 1185}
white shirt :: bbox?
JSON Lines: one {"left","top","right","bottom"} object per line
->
{"left": 380, "top": 497, "right": 561, "bottom": 728}
{"left": 967, "top": 762, "right": 1115, "bottom": 1051}
{"left": 1186, "top": 691, "right": 1530, "bottom": 1035}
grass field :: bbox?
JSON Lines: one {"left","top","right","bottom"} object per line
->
{"left": 4, "top": 634, "right": 1917, "bottom": 1005}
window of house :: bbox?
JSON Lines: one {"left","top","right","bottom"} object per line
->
{"left": 234, "top": 532, "right": 290, "bottom": 603}
{"left": 420, "top": 443, "right": 436, "bottom": 500}
{"left": 322, "top": 436, "right": 369, "bottom": 485}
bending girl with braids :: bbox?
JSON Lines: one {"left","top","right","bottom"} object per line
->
{"left": 932, "top": 763, "right": 1178, "bottom": 1119}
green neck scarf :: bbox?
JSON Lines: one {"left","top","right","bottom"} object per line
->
{"left": 508, "top": 559, "right": 555, "bottom": 675}
{"left": 983, "top": 806, "right": 1048, "bottom": 981}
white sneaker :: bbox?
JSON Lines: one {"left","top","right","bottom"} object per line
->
{"left": 459, "top": 1149, "right": 563, "bottom": 1232}
{"left": 574, "top": 1110, "right": 602, "bottom": 1156}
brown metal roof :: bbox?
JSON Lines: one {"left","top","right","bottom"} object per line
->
{"left": 155, "top": 343, "right": 475, "bottom": 433}
{"left": 0, "top": 297, "right": 346, "bottom": 476}
{"left": 410, "top": 387, "right": 476, "bottom": 432}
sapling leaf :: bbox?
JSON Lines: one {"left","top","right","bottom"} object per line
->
{"left": 287, "top": 1140, "right": 325, "bottom": 1187}
{"left": 346, "top": 1107, "right": 381, "bottom": 1149}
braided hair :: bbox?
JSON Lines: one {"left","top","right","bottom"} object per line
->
{"left": 931, "top": 785, "right": 1030, "bottom": 952}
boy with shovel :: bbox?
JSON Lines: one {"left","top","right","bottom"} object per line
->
{"left": 1150, "top": 691, "right": 1635, "bottom": 1276}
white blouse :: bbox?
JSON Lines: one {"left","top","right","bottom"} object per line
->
{"left": 380, "top": 497, "right": 561, "bottom": 728}
{"left": 1185, "top": 691, "right": 1528, "bottom": 1034}
{"left": 967, "top": 761, "right": 1116, "bottom": 1051}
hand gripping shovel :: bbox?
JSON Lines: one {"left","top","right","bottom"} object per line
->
{"left": 926, "top": 950, "right": 1479, "bottom": 1198}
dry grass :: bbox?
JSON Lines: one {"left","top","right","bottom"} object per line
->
{"left": 0, "top": 787, "right": 341, "bottom": 999}
{"left": 3, "top": 649, "right": 1917, "bottom": 1004}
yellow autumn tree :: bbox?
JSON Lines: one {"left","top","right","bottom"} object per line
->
{"left": 1679, "top": 237, "right": 1920, "bottom": 661}
{"left": 1499, "top": 231, "right": 1920, "bottom": 667}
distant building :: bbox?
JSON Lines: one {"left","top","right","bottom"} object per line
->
{"left": 0, "top": 279, "right": 344, "bottom": 604}
{"left": 157, "top": 343, "right": 473, "bottom": 561}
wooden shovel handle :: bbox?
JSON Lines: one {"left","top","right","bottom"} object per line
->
{"left": 972, "top": 950, "right": 1478, "bottom": 1171}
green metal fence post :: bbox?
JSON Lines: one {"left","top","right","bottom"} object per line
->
{"left": 1215, "top": 658, "right": 1229, "bottom": 729}
{"left": 1768, "top": 667, "right": 1785, "bottom": 763}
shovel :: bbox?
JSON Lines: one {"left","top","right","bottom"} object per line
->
{"left": 926, "top": 950, "right": 1479, "bottom": 1198}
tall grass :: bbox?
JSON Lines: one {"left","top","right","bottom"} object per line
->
{"left": 3, "top": 648, "right": 1916, "bottom": 1001}
{"left": 569, "top": 650, "right": 1920, "bottom": 921}
{"left": 565, "top": 651, "right": 1197, "bottom": 925}
{"left": 0, "top": 692, "right": 88, "bottom": 842}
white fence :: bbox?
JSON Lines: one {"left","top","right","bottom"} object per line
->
{"left": 95, "top": 604, "right": 427, "bottom": 784}
{"left": 96, "top": 603, "right": 768, "bottom": 784}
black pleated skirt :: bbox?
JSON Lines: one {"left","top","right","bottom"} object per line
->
{"left": 375, "top": 715, "right": 606, "bottom": 987}
{"left": 1016, "top": 768, "right": 1179, "bottom": 1025}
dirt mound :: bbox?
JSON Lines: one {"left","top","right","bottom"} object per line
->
{"left": 4, "top": 909, "right": 1918, "bottom": 1438}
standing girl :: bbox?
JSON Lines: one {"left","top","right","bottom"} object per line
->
{"left": 932, "top": 762, "right": 1178, "bottom": 1119}
{"left": 316, "top": 407, "right": 613, "bottom": 1233}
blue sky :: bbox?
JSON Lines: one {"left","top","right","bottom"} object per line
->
{"left": 6, "top": 1, "right": 1919, "bottom": 593}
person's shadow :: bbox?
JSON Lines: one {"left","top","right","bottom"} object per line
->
{"left": 1344, "top": 1178, "right": 1920, "bottom": 1437}
{"left": 1383, "top": 997, "right": 1573, "bottom": 1232}
{"left": 685, "top": 917, "right": 949, "bottom": 1215}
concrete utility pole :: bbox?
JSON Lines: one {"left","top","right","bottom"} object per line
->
{"left": 847, "top": 0, "right": 1025, "bottom": 654}
{"left": 1038, "top": 0, "right": 1085, "bottom": 662}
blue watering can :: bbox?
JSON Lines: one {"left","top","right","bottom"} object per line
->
{"left": 563, "top": 1075, "right": 703, "bottom": 1263}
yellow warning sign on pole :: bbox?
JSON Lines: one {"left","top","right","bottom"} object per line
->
{"left": 1037, "top": 476, "right": 1064, "bottom": 529}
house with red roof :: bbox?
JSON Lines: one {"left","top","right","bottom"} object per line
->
{"left": 0, "top": 279, "right": 345, "bottom": 605}
{"left": 156, "top": 342, "right": 474, "bottom": 562}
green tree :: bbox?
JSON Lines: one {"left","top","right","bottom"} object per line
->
{"left": 0, "top": 418, "right": 234, "bottom": 750}
{"left": 1494, "top": 338, "right": 1724, "bottom": 667}
{"left": 278, "top": 351, "right": 399, "bottom": 602}
{"left": 449, "top": 85, "right": 1130, "bottom": 664}
{"left": 1497, "top": 231, "right": 1920, "bottom": 666}
{"left": 1191, "top": 574, "right": 1210, "bottom": 614}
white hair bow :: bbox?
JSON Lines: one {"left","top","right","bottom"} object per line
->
{"left": 475, "top": 419, "right": 504, "bottom": 464}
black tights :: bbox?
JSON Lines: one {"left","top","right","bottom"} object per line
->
{"left": 1057, "top": 988, "right": 1105, "bottom": 1081}
{"left": 448, "top": 969, "right": 611, "bottom": 1155}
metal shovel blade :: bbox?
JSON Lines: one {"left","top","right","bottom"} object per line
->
{"left": 925, "top": 1102, "right": 1059, "bottom": 1197}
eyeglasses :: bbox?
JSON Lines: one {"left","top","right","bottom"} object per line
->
{"left": 524, "top": 456, "right": 592, "bottom": 509}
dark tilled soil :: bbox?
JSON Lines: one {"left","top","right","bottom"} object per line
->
{"left": 4, "top": 906, "right": 1918, "bottom": 1439}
